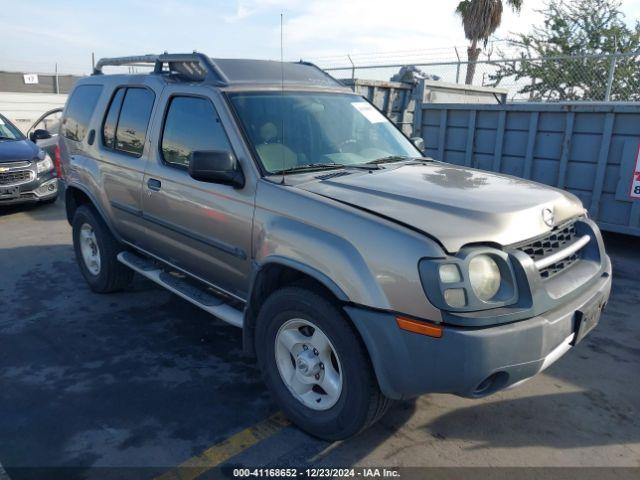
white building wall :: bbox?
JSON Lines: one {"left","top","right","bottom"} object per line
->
{"left": 0, "top": 92, "right": 67, "bottom": 133}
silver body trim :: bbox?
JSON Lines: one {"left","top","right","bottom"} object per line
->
{"left": 535, "top": 234, "right": 591, "bottom": 270}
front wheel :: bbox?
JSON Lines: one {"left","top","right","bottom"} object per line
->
{"left": 255, "top": 286, "right": 390, "bottom": 440}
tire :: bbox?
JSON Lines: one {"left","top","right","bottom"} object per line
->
{"left": 72, "top": 204, "right": 133, "bottom": 293}
{"left": 255, "top": 286, "right": 391, "bottom": 440}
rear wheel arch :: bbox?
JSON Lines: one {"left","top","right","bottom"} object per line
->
{"left": 64, "top": 186, "right": 121, "bottom": 242}
{"left": 65, "top": 186, "right": 92, "bottom": 225}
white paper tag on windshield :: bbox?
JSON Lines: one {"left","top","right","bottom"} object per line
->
{"left": 0, "top": 117, "right": 4, "bottom": 125}
{"left": 352, "top": 102, "right": 386, "bottom": 123}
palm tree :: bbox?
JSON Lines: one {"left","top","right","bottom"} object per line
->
{"left": 456, "top": 0, "right": 523, "bottom": 84}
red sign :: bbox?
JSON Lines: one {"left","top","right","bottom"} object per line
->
{"left": 631, "top": 144, "right": 640, "bottom": 199}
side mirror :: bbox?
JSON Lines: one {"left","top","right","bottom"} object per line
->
{"left": 410, "top": 136, "right": 425, "bottom": 153}
{"left": 189, "top": 150, "right": 244, "bottom": 188}
{"left": 30, "top": 129, "right": 52, "bottom": 142}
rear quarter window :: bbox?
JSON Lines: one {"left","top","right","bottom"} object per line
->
{"left": 63, "top": 85, "right": 103, "bottom": 142}
{"left": 113, "top": 88, "right": 155, "bottom": 157}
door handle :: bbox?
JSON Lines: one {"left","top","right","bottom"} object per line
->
{"left": 147, "top": 178, "right": 161, "bottom": 191}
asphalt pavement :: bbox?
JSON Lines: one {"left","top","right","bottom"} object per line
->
{"left": 0, "top": 199, "right": 638, "bottom": 480}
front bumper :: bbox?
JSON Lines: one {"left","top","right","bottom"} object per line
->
{"left": 0, "top": 176, "right": 58, "bottom": 205}
{"left": 347, "top": 255, "right": 612, "bottom": 400}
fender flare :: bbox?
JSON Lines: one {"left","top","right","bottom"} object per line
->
{"left": 242, "top": 256, "right": 351, "bottom": 357}
{"left": 253, "top": 256, "right": 349, "bottom": 302}
{"left": 64, "top": 182, "right": 125, "bottom": 243}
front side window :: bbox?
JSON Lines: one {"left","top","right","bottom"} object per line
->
{"left": 161, "top": 96, "right": 232, "bottom": 168}
{"left": 63, "top": 85, "right": 103, "bottom": 142}
{"left": 0, "top": 114, "right": 25, "bottom": 141}
{"left": 229, "top": 92, "right": 420, "bottom": 173}
{"left": 113, "top": 88, "right": 155, "bottom": 156}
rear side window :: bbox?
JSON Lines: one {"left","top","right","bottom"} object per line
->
{"left": 63, "top": 85, "right": 103, "bottom": 141}
{"left": 102, "top": 88, "right": 126, "bottom": 149}
{"left": 115, "top": 88, "right": 155, "bottom": 156}
{"left": 101, "top": 87, "right": 155, "bottom": 157}
{"left": 161, "top": 96, "right": 232, "bottom": 168}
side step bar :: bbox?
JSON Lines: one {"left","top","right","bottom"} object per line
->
{"left": 117, "top": 251, "right": 244, "bottom": 328}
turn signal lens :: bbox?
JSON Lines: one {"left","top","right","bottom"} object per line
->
{"left": 396, "top": 316, "right": 442, "bottom": 338}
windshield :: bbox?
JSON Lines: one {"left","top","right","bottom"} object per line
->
{"left": 0, "top": 114, "right": 25, "bottom": 141}
{"left": 229, "top": 92, "right": 420, "bottom": 173}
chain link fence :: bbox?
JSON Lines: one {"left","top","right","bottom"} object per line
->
{"left": 318, "top": 51, "right": 640, "bottom": 102}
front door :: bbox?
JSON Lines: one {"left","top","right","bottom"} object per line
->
{"left": 140, "top": 87, "right": 255, "bottom": 299}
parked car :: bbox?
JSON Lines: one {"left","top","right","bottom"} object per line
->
{"left": 59, "top": 54, "right": 612, "bottom": 440}
{"left": 0, "top": 112, "right": 58, "bottom": 206}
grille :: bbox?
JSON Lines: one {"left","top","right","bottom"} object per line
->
{"left": 515, "top": 221, "right": 581, "bottom": 279}
{"left": 0, "top": 170, "right": 32, "bottom": 186}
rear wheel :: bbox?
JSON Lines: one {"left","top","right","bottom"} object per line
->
{"left": 72, "top": 205, "right": 133, "bottom": 293}
{"left": 255, "top": 286, "right": 390, "bottom": 440}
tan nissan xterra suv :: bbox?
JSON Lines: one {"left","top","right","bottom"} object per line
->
{"left": 59, "top": 53, "right": 612, "bottom": 439}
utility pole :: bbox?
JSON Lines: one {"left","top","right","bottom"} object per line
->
{"left": 54, "top": 63, "right": 59, "bottom": 94}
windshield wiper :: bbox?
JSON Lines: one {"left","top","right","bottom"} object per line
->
{"left": 361, "top": 155, "right": 414, "bottom": 165}
{"left": 271, "top": 162, "right": 345, "bottom": 175}
{"left": 0, "top": 136, "right": 17, "bottom": 141}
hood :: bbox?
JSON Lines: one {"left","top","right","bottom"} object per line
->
{"left": 0, "top": 139, "right": 39, "bottom": 163}
{"left": 297, "top": 163, "right": 585, "bottom": 252}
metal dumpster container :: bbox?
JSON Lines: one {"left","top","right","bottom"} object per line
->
{"left": 419, "top": 103, "right": 640, "bottom": 236}
{"left": 341, "top": 78, "right": 507, "bottom": 136}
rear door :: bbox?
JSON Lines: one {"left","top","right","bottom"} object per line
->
{"left": 139, "top": 85, "right": 256, "bottom": 299}
{"left": 98, "top": 82, "right": 159, "bottom": 242}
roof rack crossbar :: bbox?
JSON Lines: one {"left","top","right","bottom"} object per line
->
{"left": 93, "top": 53, "right": 229, "bottom": 85}
{"left": 93, "top": 55, "right": 159, "bottom": 74}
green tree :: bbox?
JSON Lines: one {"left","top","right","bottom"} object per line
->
{"left": 455, "top": 0, "right": 523, "bottom": 85}
{"left": 491, "top": 0, "right": 640, "bottom": 100}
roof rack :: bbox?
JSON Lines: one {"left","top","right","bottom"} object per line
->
{"left": 92, "top": 52, "right": 229, "bottom": 86}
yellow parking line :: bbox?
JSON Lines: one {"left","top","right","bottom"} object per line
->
{"left": 155, "top": 412, "right": 291, "bottom": 480}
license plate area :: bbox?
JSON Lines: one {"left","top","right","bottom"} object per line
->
{"left": 572, "top": 295, "right": 604, "bottom": 345}
{"left": 0, "top": 186, "right": 20, "bottom": 199}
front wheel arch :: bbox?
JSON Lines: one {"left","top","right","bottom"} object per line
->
{"left": 243, "top": 261, "right": 349, "bottom": 357}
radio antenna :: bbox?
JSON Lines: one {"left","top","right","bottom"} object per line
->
{"left": 280, "top": 12, "right": 286, "bottom": 185}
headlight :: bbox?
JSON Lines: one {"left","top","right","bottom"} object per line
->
{"left": 36, "top": 153, "right": 54, "bottom": 174}
{"left": 468, "top": 255, "right": 501, "bottom": 301}
{"left": 419, "top": 249, "right": 518, "bottom": 312}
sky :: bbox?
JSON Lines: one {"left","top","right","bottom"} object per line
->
{"left": 2, "top": 0, "right": 640, "bottom": 75}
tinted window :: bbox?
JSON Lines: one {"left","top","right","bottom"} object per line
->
{"left": 102, "top": 88, "right": 125, "bottom": 149}
{"left": 63, "top": 85, "right": 102, "bottom": 141}
{"left": 161, "top": 96, "right": 232, "bottom": 168}
{"left": 114, "top": 88, "right": 155, "bottom": 156}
